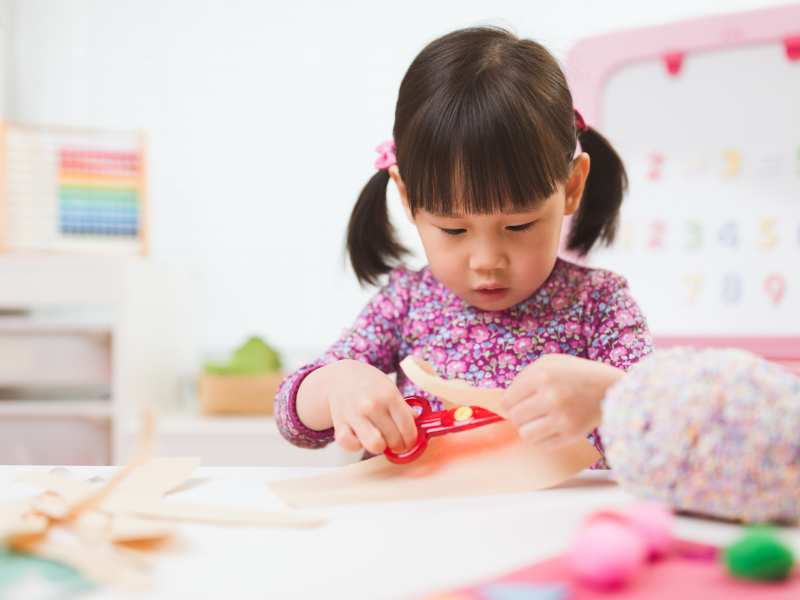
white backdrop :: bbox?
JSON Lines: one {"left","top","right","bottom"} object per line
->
{"left": 2, "top": 0, "right": 791, "bottom": 365}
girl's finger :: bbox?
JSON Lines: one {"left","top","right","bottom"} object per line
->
{"left": 349, "top": 416, "right": 387, "bottom": 455}
{"left": 334, "top": 424, "right": 362, "bottom": 452}
{"left": 517, "top": 415, "right": 557, "bottom": 445}
{"left": 538, "top": 433, "right": 576, "bottom": 454}
{"left": 330, "top": 400, "right": 361, "bottom": 451}
{"left": 500, "top": 386, "right": 525, "bottom": 412}
{"left": 389, "top": 398, "right": 419, "bottom": 451}
{"left": 366, "top": 409, "right": 404, "bottom": 452}
{"left": 501, "top": 371, "right": 541, "bottom": 412}
{"left": 507, "top": 396, "right": 548, "bottom": 428}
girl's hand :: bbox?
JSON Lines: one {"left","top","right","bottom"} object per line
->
{"left": 500, "top": 354, "right": 624, "bottom": 451}
{"left": 298, "top": 359, "right": 419, "bottom": 455}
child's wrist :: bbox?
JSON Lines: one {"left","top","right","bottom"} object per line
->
{"left": 590, "top": 364, "right": 624, "bottom": 426}
{"left": 297, "top": 364, "right": 340, "bottom": 431}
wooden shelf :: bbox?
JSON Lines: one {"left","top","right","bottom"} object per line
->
{"left": 0, "top": 255, "right": 200, "bottom": 464}
{"left": 0, "top": 400, "right": 112, "bottom": 418}
{"left": 118, "top": 412, "right": 357, "bottom": 467}
{"left": 155, "top": 414, "right": 281, "bottom": 436}
{"left": 0, "top": 317, "right": 112, "bottom": 337}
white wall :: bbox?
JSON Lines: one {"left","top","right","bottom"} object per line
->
{"left": 4, "top": 0, "right": 790, "bottom": 364}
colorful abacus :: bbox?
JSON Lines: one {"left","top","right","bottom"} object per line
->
{"left": 0, "top": 122, "right": 147, "bottom": 254}
{"left": 58, "top": 148, "right": 141, "bottom": 238}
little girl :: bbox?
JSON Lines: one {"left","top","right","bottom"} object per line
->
{"left": 276, "top": 27, "right": 652, "bottom": 465}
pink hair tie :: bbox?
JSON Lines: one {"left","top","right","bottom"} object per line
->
{"left": 374, "top": 140, "right": 397, "bottom": 170}
{"left": 574, "top": 109, "right": 588, "bottom": 134}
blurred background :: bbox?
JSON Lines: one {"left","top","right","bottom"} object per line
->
{"left": 0, "top": 0, "right": 796, "bottom": 467}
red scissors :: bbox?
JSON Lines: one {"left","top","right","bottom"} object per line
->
{"left": 383, "top": 396, "right": 503, "bottom": 464}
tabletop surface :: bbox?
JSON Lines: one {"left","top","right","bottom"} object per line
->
{"left": 2, "top": 465, "right": 798, "bottom": 600}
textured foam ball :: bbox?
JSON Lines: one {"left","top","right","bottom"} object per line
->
{"left": 602, "top": 348, "right": 800, "bottom": 523}
{"left": 724, "top": 529, "right": 795, "bottom": 581}
{"left": 567, "top": 519, "right": 647, "bottom": 589}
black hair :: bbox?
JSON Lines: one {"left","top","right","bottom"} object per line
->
{"left": 346, "top": 26, "right": 628, "bottom": 285}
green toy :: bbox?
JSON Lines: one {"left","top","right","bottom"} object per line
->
{"left": 204, "top": 336, "right": 282, "bottom": 376}
{"left": 0, "top": 547, "right": 93, "bottom": 596}
{"left": 724, "top": 527, "right": 795, "bottom": 582}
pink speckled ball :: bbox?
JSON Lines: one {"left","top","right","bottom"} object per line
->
{"left": 602, "top": 348, "right": 800, "bottom": 523}
{"left": 567, "top": 518, "right": 647, "bottom": 589}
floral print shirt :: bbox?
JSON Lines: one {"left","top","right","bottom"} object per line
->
{"left": 275, "top": 258, "right": 653, "bottom": 466}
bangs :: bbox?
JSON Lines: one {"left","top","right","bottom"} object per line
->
{"left": 397, "top": 71, "right": 574, "bottom": 217}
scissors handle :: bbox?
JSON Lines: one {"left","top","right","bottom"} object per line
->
{"left": 383, "top": 396, "right": 503, "bottom": 464}
{"left": 383, "top": 396, "right": 431, "bottom": 464}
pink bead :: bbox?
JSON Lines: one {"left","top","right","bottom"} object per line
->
{"left": 624, "top": 503, "right": 674, "bottom": 560}
{"left": 567, "top": 519, "right": 648, "bottom": 590}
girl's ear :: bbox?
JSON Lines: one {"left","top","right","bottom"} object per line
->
{"left": 389, "top": 166, "right": 414, "bottom": 223}
{"left": 564, "top": 153, "right": 590, "bottom": 216}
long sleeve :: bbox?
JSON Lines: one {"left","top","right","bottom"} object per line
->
{"left": 585, "top": 273, "right": 653, "bottom": 371}
{"left": 274, "top": 268, "right": 413, "bottom": 448}
{"left": 583, "top": 271, "right": 653, "bottom": 464}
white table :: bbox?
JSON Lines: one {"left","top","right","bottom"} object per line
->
{"left": 2, "top": 466, "right": 798, "bottom": 600}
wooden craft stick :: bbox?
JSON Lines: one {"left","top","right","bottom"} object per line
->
{"left": 108, "top": 498, "right": 326, "bottom": 529}
{"left": 64, "top": 408, "right": 156, "bottom": 519}
{"left": 0, "top": 502, "right": 48, "bottom": 541}
{"left": 28, "top": 536, "right": 148, "bottom": 589}
{"left": 111, "top": 457, "right": 202, "bottom": 501}
{"left": 17, "top": 473, "right": 92, "bottom": 505}
{"left": 18, "top": 457, "right": 202, "bottom": 507}
{"left": 18, "top": 469, "right": 325, "bottom": 529}
{"left": 108, "top": 515, "right": 174, "bottom": 544}
{"left": 2, "top": 408, "right": 322, "bottom": 590}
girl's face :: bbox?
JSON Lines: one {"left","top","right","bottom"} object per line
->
{"left": 390, "top": 154, "right": 589, "bottom": 311}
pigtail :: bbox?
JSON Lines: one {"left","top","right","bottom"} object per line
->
{"left": 566, "top": 126, "right": 628, "bottom": 256}
{"left": 346, "top": 170, "right": 408, "bottom": 286}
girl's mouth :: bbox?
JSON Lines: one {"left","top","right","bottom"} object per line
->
{"left": 475, "top": 287, "right": 509, "bottom": 300}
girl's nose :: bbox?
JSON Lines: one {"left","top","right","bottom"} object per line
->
{"left": 468, "top": 242, "right": 508, "bottom": 271}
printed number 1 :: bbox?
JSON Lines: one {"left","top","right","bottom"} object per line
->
{"left": 649, "top": 220, "right": 667, "bottom": 250}
{"left": 647, "top": 153, "right": 664, "bottom": 181}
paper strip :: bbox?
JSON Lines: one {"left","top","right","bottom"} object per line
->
{"left": 400, "top": 356, "right": 507, "bottom": 416}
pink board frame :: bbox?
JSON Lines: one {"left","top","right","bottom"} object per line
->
{"left": 564, "top": 5, "right": 800, "bottom": 370}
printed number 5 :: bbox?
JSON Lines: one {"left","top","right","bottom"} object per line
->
{"left": 759, "top": 218, "right": 778, "bottom": 251}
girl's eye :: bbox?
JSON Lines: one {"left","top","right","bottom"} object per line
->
{"left": 440, "top": 227, "right": 467, "bottom": 236}
{"left": 506, "top": 221, "right": 535, "bottom": 232}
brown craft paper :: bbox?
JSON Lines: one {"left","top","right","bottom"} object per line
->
{"left": 270, "top": 356, "right": 601, "bottom": 508}
{"left": 271, "top": 421, "right": 600, "bottom": 507}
